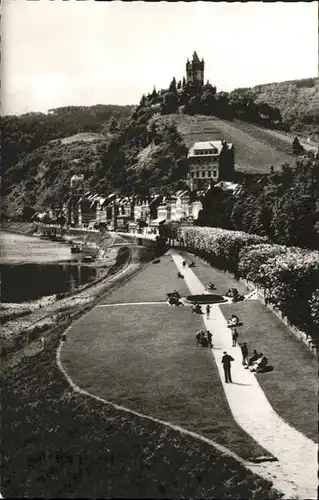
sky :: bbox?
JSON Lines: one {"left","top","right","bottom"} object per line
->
{"left": 2, "top": 1, "right": 318, "bottom": 116}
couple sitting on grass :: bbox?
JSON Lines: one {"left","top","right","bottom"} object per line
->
{"left": 195, "top": 329, "right": 213, "bottom": 348}
{"left": 206, "top": 281, "right": 216, "bottom": 291}
{"left": 166, "top": 290, "right": 183, "bottom": 306}
{"left": 244, "top": 348, "right": 269, "bottom": 373}
{"left": 192, "top": 302, "right": 202, "bottom": 314}
{"left": 225, "top": 288, "right": 245, "bottom": 303}
{"left": 227, "top": 314, "right": 240, "bottom": 327}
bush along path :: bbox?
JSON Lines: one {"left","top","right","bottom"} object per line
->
{"left": 169, "top": 249, "right": 317, "bottom": 500}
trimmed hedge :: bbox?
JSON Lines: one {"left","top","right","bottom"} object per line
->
{"left": 178, "top": 227, "right": 319, "bottom": 345}
{"left": 177, "top": 227, "right": 266, "bottom": 274}
{"left": 240, "top": 244, "right": 319, "bottom": 345}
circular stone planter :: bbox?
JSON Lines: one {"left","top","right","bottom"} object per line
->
{"left": 186, "top": 294, "right": 227, "bottom": 304}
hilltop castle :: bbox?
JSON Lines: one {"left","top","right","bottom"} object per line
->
{"left": 186, "top": 51, "right": 205, "bottom": 86}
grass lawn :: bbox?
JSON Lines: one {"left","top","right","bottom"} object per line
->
{"left": 2, "top": 335, "right": 282, "bottom": 499}
{"left": 61, "top": 303, "right": 272, "bottom": 462}
{"left": 100, "top": 254, "right": 190, "bottom": 304}
{"left": 219, "top": 301, "right": 318, "bottom": 443}
{"left": 179, "top": 250, "right": 248, "bottom": 297}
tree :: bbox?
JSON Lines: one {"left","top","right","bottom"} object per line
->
{"left": 109, "top": 118, "right": 119, "bottom": 133}
{"left": 57, "top": 215, "right": 66, "bottom": 228}
{"left": 161, "top": 92, "right": 179, "bottom": 115}
{"left": 199, "top": 87, "right": 216, "bottom": 115}
{"left": 214, "top": 92, "right": 230, "bottom": 118}
{"left": 182, "top": 77, "right": 186, "bottom": 89}
{"left": 292, "top": 137, "right": 304, "bottom": 155}
{"left": 184, "top": 95, "right": 201, "bottom": 115}
{"left": 177, "top": 80, "right": 182, "bottom": 90}
{"left": 168, "top": 77, "right": 177, "bottom": 94}
{"left": 139, "top": 94, "right": 146, "bottom": 107}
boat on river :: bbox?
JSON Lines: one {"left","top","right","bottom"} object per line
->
{"left": 70, "top": 244, "right": 82, "bottom": 253}
{"left": 82, "top": 255, "right": 95, "bottom": 262}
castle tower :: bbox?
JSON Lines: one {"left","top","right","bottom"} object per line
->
{"left": 186, "top": 51, "right": 204, "bottom": 86}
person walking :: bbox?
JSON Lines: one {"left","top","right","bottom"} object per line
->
{"left": 206, "top": 304, "right": 211, "bottom": 317}
{"left": 240, "top": 342, "right": 249, "bottom": 365}
{"left": 221, "top": 351, "right": 234, "bottom": 383}
{"left": 232, "top": 329, "right": 239, "bottom": 347}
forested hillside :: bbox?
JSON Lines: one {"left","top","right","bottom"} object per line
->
{"left": 2, "top": 106, "right": 189, "bottom": 217}
{"left": 3, "top": 134, "right": 110, "bottom": 216}
{"left": 231, "top": 78, "right": 318, "bottom": 140}
{"left": 196, "top": 153, "right": 319, "bottom": 249}
{"left": 1, "top": 104, "right": 135, "bottom": 172}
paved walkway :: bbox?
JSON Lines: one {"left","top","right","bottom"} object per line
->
{"left": 169, "top": 249, "right": 317, "bottom": 499}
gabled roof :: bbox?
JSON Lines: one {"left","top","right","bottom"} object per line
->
{"left": 188, "top": 141, "right": 233, "bottom": 157}
{"left": 215, "top": 181, "right": 239, "bottom": 191}
{"left": 175, "top": 190, "right": 189, "bottom": 198}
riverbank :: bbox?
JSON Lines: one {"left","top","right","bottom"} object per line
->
{"left": 0, "top": 227, "right": 116, "bottom": 317}
{"left": 1, "top": 223, "right": 131, "bottom": 358}
{"left": 1, "top": 221, "right": 39, "bottom": 236}
{"left": 0, "top": 244, "right": 131, "bottom": 359}
{"left": 2, "top": 221, "right": 113, "bottom": 259}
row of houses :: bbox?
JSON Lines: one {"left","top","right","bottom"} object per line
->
{"left": 65, "top": 190, "right": 203, "bottom": 231}
{"left": 64, "top": 138, "right": 237, "bottom": 231}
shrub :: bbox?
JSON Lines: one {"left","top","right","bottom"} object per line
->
{"left": 240, "top": 245, "right": 319, "bottom": 342}
{"left": 178, "top": 226, "right": 266, "bottom": 273}
{"left": 256, "top": 249, "right": 319, "bottom": 343}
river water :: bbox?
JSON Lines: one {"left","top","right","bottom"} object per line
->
{"left": 0, "top": 232, "right": 99, "bottom": 303}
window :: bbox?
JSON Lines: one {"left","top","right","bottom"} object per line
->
{"left": 202, "top": 171, "right": 206, "bottom": 177}
{"left": 197, "top": 171, "right": 201, "bottom": 177}
{"left": 191, "top": 172, "right": 195, "bottom": 178}
{"left": 207, "top": 171, "right": 211, "bottom": 177}
{"left": 213, "top": 170, "right": 217, "bottom": 177}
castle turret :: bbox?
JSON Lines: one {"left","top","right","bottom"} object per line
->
{"left": 186, "top": 51, "right": 204, "bottom": 86}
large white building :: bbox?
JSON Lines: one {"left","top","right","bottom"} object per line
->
{"left": 187, "top": 140, "right": 235, "bottom": 190}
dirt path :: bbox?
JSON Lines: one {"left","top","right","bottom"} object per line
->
{"left": 169, "top": 249, "right": 317, "bottom": 500}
